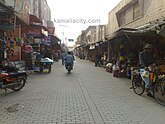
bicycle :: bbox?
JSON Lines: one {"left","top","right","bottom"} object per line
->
{"left": 132, "top": 65, "right": 165, "bottom": 106}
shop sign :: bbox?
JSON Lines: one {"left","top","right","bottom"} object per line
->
{"left": 0, "top": 15, "right": 15, "bottom": 29}
{"left": 26, "top": 35, "right": 33, "bottom": 44}
{"left": 42, "top": 36, "right": 51, "bottom": 46}
{"left": 26, "top": 27, "right": 41, "bottom": 34}
{"left": 44, "top": 36, "right": 51, "bottom": 42}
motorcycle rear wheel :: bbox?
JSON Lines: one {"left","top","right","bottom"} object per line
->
{"left": 67, "top": 66, "right": 71, "bottom": 74}
{"left": 11, "top": 78, "right": 26, "bottom": 91}
{"left": 68, "top": 70, "right": 71, "bottom": 74}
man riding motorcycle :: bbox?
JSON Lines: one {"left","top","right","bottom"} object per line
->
{"left": 64, "top": 51, "right": 74, "bottom": 70}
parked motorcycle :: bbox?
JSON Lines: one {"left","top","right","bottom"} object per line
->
{"left": 0, "top": 47, "right": 28, "bottom": 94}
{"left": 0, "top": 70, "right": 28, "bottom": 94}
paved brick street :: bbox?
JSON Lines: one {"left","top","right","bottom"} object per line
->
{"left": 0, "top": 59, "right": 164, "bottom": 124}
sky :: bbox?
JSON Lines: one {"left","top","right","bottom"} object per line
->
{"left": 47, "top": 0, "right": 122, "bottom": 46}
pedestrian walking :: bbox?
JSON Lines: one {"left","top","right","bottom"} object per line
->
{"left": 61, "top": 51, "right": 66, "bottom": 65}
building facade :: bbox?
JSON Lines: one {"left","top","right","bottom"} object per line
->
{"left": 107, "top": 0, "right": 165, "bottom": 36}
{"left": 106, "top": 0, "right": 165, "bottom": 65}
{"left": 39, "top": 0, "right": 51, "bottom": 28}
{"left": 0, "top": 0, "right": 60, "bottom": 69}
{"left": 96, "top": 25, "right": 106, "bottom": 42}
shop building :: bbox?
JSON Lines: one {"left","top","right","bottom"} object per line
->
{"left": 0, "top": 0, "right": 30, "bottom": 61}
{"left": 106, "top": 0, "right": 165, "bottom": 66}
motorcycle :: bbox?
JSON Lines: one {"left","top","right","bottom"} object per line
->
{"left": 0, "top": 48, "right": 28, "bottom": 94}
{"left": 66, "top": 63, "right": 73, "bottom": 74}
{"left": 0, "top": 70, "right": 28, "bottom": 94}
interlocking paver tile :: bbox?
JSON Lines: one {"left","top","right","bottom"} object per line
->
{"left": 0, "top": 60, "right": 164, "bottom": 124}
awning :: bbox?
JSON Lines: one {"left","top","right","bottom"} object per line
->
{"left": 75, "top": 44, "right": 86, "bottom": 49}
{"left": 87, "top": 40, "right": 103, "bottom": 48}
{"left": 30, "top": 14, "right": 42, "bottom": 23}
{"left": 26, "top": 33, "right": 45, "bottom": 38}
{"left": 30, "top": 24, "right": 48, "bottom": 31}
{"left": 106, "top": 18, "right": 165, "bottom": 41}
{"left": 0, "top": 1, "right": 14, "bottom": 14}
{"left": 51, "top": 35, "right": 60, "bottom": 42}
{"left": 26, "top": 24, "right": 49, "bottom": 37}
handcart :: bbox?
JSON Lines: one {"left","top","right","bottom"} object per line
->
{"left": 39, "top": 57, "right": 53, "bottom": 73}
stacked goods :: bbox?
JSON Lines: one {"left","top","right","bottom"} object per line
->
{"left": 105, "top": 63, "right": 113, "bottom": 73}
{"left": 158, "top": 65, "right": 165, "bottom": 74}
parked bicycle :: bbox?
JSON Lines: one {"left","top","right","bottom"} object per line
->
{"left": 132, "top": 65, "right": 165, "bottom": 106}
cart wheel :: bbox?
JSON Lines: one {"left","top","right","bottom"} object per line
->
{"left": 48, "top": 65, "right": 51, "bottom": 73}
{"left": 40, "top": 66, "right": 43, "bottom": 73}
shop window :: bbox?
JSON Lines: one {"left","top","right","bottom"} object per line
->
{"left": 133, "top": 1, "right": 141, "bottom": 19}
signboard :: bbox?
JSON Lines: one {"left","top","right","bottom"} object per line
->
{"left": 0, "top": 15, "right": 15, "bottom": 29}
{"left": 42, "top": 36, "right": 51, "bottom": 46}
{"left": 26, "top": 27, "right": 41, "bottom": 34}
{"left": 68, "top": 39, "right": 74, "bottom": 42}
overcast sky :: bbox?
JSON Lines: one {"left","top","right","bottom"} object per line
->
{"left": 47, "top": 0, "right": 122, "bottom": 46}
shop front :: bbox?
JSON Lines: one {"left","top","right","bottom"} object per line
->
{"left": 25, "top": 24, "right": 49, "bottom": 70}
{"left": 0, "top": 2, "right": 20, "bottom": 61}
{"left": 106, "top": 21, "right": 165, "bottom": 78}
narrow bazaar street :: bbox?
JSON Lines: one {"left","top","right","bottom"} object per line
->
{"left": 0, "top": 59, "right": 164, "bottom": 124}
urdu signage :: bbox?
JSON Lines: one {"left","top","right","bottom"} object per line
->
{"left": 26, "top": 27, "right": 41, "bottom": 34}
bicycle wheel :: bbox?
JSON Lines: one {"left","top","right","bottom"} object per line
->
{"left": 132, "top": 74, "right": 145, "bottom": 95}
{"left": 153, "top": 80, "right": 165, "bottom": 106}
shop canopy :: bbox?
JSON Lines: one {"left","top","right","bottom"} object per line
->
{"left": 0, "top": 1, "right": 14, "bottom": 14}
{"left": 30, "top": 14, "right": 42, "bottom": 24}
{"left": 107, "top": 18, "right": 165, "bottom": 40}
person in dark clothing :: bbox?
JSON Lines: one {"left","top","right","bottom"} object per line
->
{"left": 95, "top": 52, "right": 101, "bottom": 67}
{"left": 139, "top": 44, "right": 155, "bottom": 67}
{"left": 64, "top": 51, "right": 74, "bottom": 69}
{"left": 61, "top": 51, "right": 66, "bottom": 65}
{"left": 139, "top": 44, "right": 156, "bottom": 97}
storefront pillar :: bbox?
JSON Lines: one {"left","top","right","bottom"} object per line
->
{"left": 107, "top": 41, "right": 110, "bottom": 61}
